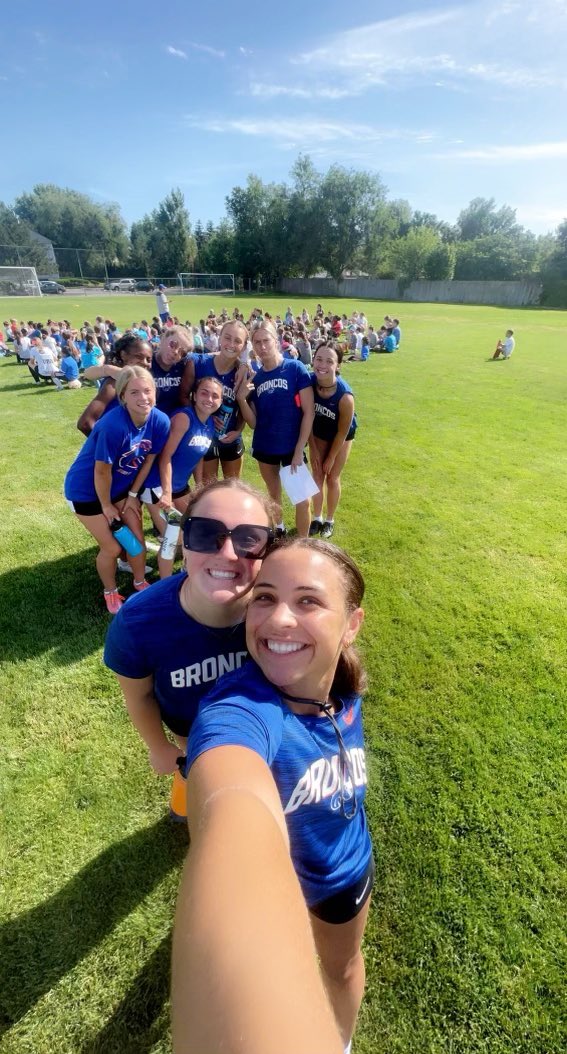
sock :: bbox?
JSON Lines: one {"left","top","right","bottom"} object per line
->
{"left": 326, "top": 518, "right": 335, "bottom": 524}
{"left": 344, "top": 1043, "right": 352, "bottom": 1054}
{"left": 276, "top": 522, "right": 285, "bottom": 531}
{"left": 312, "top": 515, "right": 323, "bottom": 523}
{"left": 133, "top": 579, "right": 145, "bottom": 587}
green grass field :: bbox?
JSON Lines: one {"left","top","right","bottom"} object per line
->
{"left": 1, "top": 295, "right": 566, "bottom": 1054}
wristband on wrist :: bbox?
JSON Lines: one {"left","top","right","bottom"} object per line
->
{"left": 128, "top": 490, "right": 138, "bottom": 498}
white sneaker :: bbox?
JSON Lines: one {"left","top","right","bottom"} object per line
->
{"left": 117, "top": 559, "right": 152, "bottom": 574}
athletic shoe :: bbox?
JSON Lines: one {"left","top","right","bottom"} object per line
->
{"left": 169, "top": 769, "right": 187, "bottom": 822}
{"left": 133, "top": 579, "right": 151, "bottom": 592}
{"left": 275, "top": 526, "right": 287, "bottom": 539}
{"left": 117, "top": 559, "right": 152, "bottom": 574}
{"left": 104, "top": 590, "right": 124, "bottom": 615}
{"left": 308, "top": 519, "right": 323, "bottom": 536}
{"left": 320, "top": 520, "right": 334, "bottom": 539}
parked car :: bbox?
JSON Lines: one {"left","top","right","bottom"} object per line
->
{"left": 103, "top": 278, "right": 137, "bottom": 292}
{"left": 135, "top": 278, "right": 154, "bottom": 292}
{"left": 40, "top": 280, "right": 66, "bottom": 295}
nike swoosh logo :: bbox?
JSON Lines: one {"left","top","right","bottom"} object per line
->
{"left": 355, "top": 876, "right": 371, "bottom": 906}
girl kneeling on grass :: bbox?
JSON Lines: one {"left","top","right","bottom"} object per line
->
{"left": 184, "top": 538, "right": 372, "bottom": 1054}
{"left": 309, "top": 342, "right": 357, "bottom": 539}
{"left": 103, "top": 479, "right": 275, "bottom": 817}
{"left": 64, "top": 366, "right": 169, "bottom": 614}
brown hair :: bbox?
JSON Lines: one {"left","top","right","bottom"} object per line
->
{"left": 313, "top": 340, "right": 344, "bottom": 367}
{"left": 191, "top": 374, "right": 223, "bottom": 406}
{"left": 181, "top": 478, "right": 276, "bottom": 529}
{"left": 267, "top": 538, "right": 367, "bottom": 697}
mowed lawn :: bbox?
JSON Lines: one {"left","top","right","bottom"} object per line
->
{"left": 1, "top": 295, "right": 566, "bottom": 1054}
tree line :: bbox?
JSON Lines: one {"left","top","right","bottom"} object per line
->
{"left": 2, "top": 157, "right": 567, "bottom": 302}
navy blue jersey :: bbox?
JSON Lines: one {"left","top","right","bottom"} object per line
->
{"left": 250, "top": 359, "right": 311, "bottom": 455}
{"left": 311, "top": 375, "right": 357, "bottom": 442}
{"left": 195, "top": 354, "right": 240, "bottom": 433}
{"left": 169, "top": 407, "right": 215, "bottom": 491}
{"left": 100, "top": 376, "right": 119, "bottom": 418}
{"left": 187, "top": 661, "right": 372, "bottom": 906}
{"left": 104, "top": 573, "right": 248, "bottom": 731}
{"left": 64, "top": 404, "right": 170, "bottom": 502}
{"left": 151, "top": 355, "right": 193, "bottom": 417}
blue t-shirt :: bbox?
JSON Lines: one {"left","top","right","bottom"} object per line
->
{"left": 64, "top": 404, "right": 170, "bottom": 502}
{"left": 169, "top": 406, "right": 215, "bottom": 492}
{"left": 104, "top": 573, "right": 248, "bottom": 733}
{"left": 383, "top": 334, "right": 397, "bottom": 353}
{"left": 311, "top": 375, "right": 357, "bottom": 442}
{"left": 99, "top": 376, "right": 120, "bottom": 417}
{"left": 250, "top": 358, "right": 311, "bottom": 455}
{"left": 195, "top": 354, "right": 240, "bottom": 433}
{"left": 60, "top": 355, "right": 79, "bottom": 381}
{"left": 151, "top": 355, "right": 193, "bottom": 417}
{"left": 187, "top": 661, "right": 372, "bottom": 906}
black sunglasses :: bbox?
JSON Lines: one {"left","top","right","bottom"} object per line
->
{"left": 183, "top": 517, "right": 274, "bottom": 559}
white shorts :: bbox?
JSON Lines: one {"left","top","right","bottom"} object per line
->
{"left": 138, "top": 485, "right": 163, "bottom": 505}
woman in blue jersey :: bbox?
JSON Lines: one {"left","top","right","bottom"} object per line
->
{"left": 64, "top": 366, "right": 170, "bottom": 614}
{"left": 235, "top": 320, "right": 314, "bottom": 537}
{"left": 156, "top": 375, "right": 223, "bottom": 576}
{"left": 196, "top": 320, "right": 248, "bottom": 483}
{"left": 104, "top": 479, "right": 275, "bottom": 816}
{"left": 77, "top": 333, "right": 153, "bottom": 436}
{"left": 308, "top": 342, "right": 357, "bottom": 540}
{"left": 186, "top": 538, "right": 372, "bottom": 1052}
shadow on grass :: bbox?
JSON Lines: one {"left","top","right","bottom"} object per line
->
{"left": 78, "top": 934, "right": 173, "bottom": 1054}
{"left": 0, "top": 550, "right": 121, "bottom": 665}
{"left": 0, "top": 817, "right": 187, "bottom": 1037}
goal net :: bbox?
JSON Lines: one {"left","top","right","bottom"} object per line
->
{"left": 0, "top": 266, "right": 42, "bottom": 297}
{"left": 178, "top": 272, "right": 235, "bottom": 296}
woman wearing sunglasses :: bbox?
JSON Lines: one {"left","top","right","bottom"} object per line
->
{"left": 184, "top": 538, "right": 373, "bottom": 1054}
{"left": 104, "top": 478, "right": 274, "bottom": 816}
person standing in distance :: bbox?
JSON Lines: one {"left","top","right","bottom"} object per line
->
{"left": 156, "top": 283, "right": 172, "bottom": 324}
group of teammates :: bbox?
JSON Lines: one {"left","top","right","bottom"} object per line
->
{"left": 59, "top": 307, "right": 385, "bottom": 1050}
{"left": 63, "top": 312, "right": 368, "bottom": 614}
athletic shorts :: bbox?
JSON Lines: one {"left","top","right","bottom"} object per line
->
{"left": 160, "top": 708, "right": 191, "bottom": 737}
{"left": 309, "top": 854, "right": 375, "bottom": 925}
{"left": 172, "top": 484, "right": 190, "bottom": 500}
{"left": 138, "top": 485, "right": 163, "bottom": 505}
{"left": 66, "top": 487, "right": 129, "bottom": 517}
{"left": 252, "top": 449, "right": 307, "bottom": 467}
{"left": 204, "top": 436, "right": 245, "bottom": 462}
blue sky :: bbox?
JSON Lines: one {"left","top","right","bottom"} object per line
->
{"left": 3, "top": 0, "right": 567, "bottom": 236}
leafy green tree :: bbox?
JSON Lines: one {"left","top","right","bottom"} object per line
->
{"left": 387, "top": 227, "right": 443, "bottom": 282}
{"left": 457, "top": 197, "right": 519, "bottom": 241}
{"left": 287, "top": 155, "right": 323, "bottom": 278}
{"left": 454, "top": 231, "right": 539, "bottom": 280}
{"left": 199, "top": 220, "right": 236, "bottom": 275}
{"left": 227, "top": 175, "right": 292, "bottom": 284}
{"left": 317, "top": 166, "right": 387, "bottom": 282}
{"left": 131, "top": 189, "right": 196, "bottom": 278}
{"left": 0, "top": 203, "right": 51, "bottom": 269}
{"left": 424, "top": 242, "right": 456, "bottom": 280}
{"left": 14, "top": 184, "right": 129, "bottom": 263}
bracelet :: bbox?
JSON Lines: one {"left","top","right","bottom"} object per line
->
{"left": 128, "top": 490, "right": 138, "bottom": 498}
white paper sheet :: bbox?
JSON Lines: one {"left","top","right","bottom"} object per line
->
{"left": 279, "top": 463, "right": 320, "bottom": 505}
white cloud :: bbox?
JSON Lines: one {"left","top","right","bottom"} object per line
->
{"left": 239, "top": 46, "right": 253, "bottom": 56}
{"left": 442, "top": 140, "right": 567, "bottom": 161}
{"left": 166, "top": 45, "right": 187, "bottom": 59}
{"left": 249, "top": 82, "right": 354, "bottom": 100}
{"left": 184, "top": 113, "right": 433, "bottom": 148}
{"left": 190, "top": 42, "right": 226, "bottom": 59}
{"left": 514, "top": 204, "right": 567, "bottom": 227}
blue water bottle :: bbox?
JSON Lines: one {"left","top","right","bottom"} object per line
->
{"left": 214, "top": 400, "right": 233, "bottom": 438}
{"left": 110, "top": 519, "right": 144, "bottom": 557}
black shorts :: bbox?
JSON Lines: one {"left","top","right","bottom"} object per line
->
{"left": 309, "top": 854, "right": 375, "bottom": 925}
{"left": 160, "top": 709, "right": 191, "bottom": 737}
{"left": 172, "top": 484, "right": 190, "bottom": 500}
{"left": 204, "top": 436, "right": 245, "bottom": 462}
{"left": 67, "top": 487, "right": 129, "bottom": 517}
{"left": 252, "top": 449, "right": 307, "bottom": 467}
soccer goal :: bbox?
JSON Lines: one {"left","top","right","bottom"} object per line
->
{"left": 0, "top": 265, "right": 42, "bottom": 297}
{"left": 178, "top": 272, "right": 235, "bottom": 296}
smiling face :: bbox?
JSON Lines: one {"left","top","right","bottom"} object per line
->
{"left": 194, "top": 377, "right": 223, "bottom": 419}
{"left": 123, "top": 341, "right": 152, "bottom": 370}
{"left": 246, "top": 547, "right": 364, "bottom": 702}
{"left": 157, "top": 328, "right": 193, "bottom": 369}
{"left": 121, "top": 374, "right": 156, "bottom": 423}
{"left": 182, "top": 488, "right": 271, "bottom": 617}
{"left": 219, "top": 322, "right": 247, "bottom": 365}
{"left": 313, "top": 345, "right": 339, "bottom": 385}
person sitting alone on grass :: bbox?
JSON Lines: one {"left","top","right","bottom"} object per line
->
{"left": 492, "top": 329, "right": 515, "bottom": 360}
